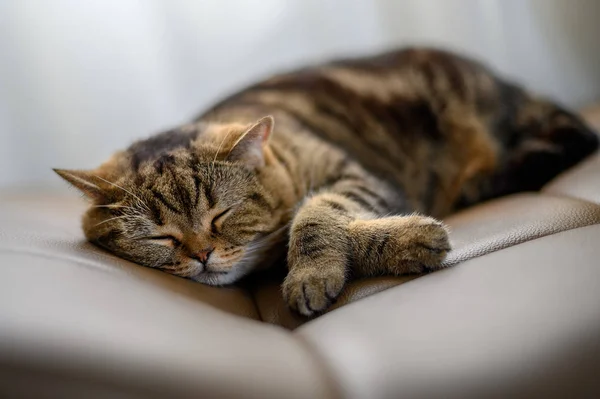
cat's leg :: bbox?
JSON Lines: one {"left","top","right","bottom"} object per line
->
{"left": 283, "top": 168, "right": 450, "bottom": 316}
{"left": 348, "top": 215, "right": 450, "bottom": 277}
{"left": 282, "top": 166, "right": 448, "bottom": 315}
{"left": 283, "top": 191, "right": 356, "bottom": 316}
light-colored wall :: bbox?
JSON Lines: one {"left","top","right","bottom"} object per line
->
{"left": 0, "top": 0, "right": 598, "bottom": 189}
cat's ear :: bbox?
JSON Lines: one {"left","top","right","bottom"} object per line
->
{"left": 226, "top": 116, "right": 274, "bottom": 168}
{"left": 53, "top": 168, "right": 111, "bottom": 201}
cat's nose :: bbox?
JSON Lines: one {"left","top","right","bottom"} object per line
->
{"left": 192, "top": 247, "right": 213, "bottom": 264}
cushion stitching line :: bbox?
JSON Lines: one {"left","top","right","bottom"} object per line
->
{"left": 443, "top": 218, "right": 600, "bottom": 267}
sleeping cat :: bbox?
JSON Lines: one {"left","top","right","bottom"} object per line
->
{"left": 55, "top": 48, "right": 598, "bottom": 316}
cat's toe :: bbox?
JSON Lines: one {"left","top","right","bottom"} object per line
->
{"left": 412, "top": 219, "right": 451, "bottom": 269}
{"left": 406, "top": 217, "right": 451, "bottom": 273}
{"left": 282, "top": 270, "right": 345, "bottom": 317}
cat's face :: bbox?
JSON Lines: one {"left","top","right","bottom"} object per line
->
{"left": 56, "top": 116, "right": 287, "bottom": 285}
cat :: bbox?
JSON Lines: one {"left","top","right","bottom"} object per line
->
{"left": 55, "top": 48, "right": 598, "bottom": 316}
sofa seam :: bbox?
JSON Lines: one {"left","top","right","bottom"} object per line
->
{"left": 540, "top": 189, "right": 600, "bottom": 208}
{"left": 443, "top": 218, "right": 600, "bottom": 268}
{"left": 442, "top": 191, "right": 600, "bottom": 268}
{"left": 247, "top": 287, "right": 265, "bottom": 323}
{"left": 291, "top": 333, "right": 345, "bottom": 399}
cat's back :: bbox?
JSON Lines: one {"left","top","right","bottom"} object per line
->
{"left": 205, "top": 47, "right": 502, "bottom": 150}
{"left": 199, "top": 47, "right": 517, "bottom": 216}
{"left": 212, "top": 47, "right": 493, "bottom": 107}
{"left": 204, "top": 47, "right": 503, "bottom": 182}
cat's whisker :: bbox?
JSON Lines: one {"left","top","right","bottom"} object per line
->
{"left": 91, "top": 204, "right": 138, "bottom": 211}
{"left": 93, "top": 215, "right": 129, "bottom": 227}
{"left": 243, "top": 222, "right": 290, "bottom": 257}
{"left": 92, "top": 175, "right": 151, "bottom": 212}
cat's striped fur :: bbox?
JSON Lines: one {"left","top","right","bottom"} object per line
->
{"left": 55, "top": 48, "right": 598, "bottom": 316}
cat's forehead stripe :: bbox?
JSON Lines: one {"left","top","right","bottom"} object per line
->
{"left": 129, "top": 128, "right": 199, "bottom": 169}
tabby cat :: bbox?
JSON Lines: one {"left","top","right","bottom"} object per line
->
{"left": 55, "top": 48, "right": 598, "bottom": 316}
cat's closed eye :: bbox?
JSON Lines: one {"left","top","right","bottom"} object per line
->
{"left": 148, "top": 235, "right": 181, "bottom": 247}
{"left": 211, "top": 208, "right": 232, "bottom": 233}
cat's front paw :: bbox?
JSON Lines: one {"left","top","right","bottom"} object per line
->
{"left": 402, "top": 215, "right": 451, "bottom": 272}
{"left": 349, "top": 215, "right": 451, "bottom": 276}
{"left": 282, "top": 267, "right": 345, "bottom": 317}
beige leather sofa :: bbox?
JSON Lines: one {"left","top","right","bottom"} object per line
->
{"left": 2, "top": 107, "right": 600, "bottom": 398}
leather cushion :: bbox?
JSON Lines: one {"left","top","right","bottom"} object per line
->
{"left": 443, "top": 192, "right": 600, "bottom": 266}
{"left": 297, "top": 224, "right": 600, "bottom": 399}
{"left": 0, "top": 251, "right": 335, "bottom": 398}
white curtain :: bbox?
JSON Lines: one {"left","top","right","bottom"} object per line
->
{"left": 0, "top": 0, "right": 599, "bottom": 189}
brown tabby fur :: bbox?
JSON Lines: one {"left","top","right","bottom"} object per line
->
{"left": 55, "top": 48, "right": 598, "bottom": 316}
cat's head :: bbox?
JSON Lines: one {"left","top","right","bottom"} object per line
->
{"left": 55, "top": 116, "right": 289, "bottom": 285}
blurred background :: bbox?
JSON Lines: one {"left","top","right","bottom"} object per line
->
{"left": 0, "top": 0, "right": 599, "bottom": 190}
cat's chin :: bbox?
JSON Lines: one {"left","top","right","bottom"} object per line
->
{"left": 190, "top": 268, "right": 247, "bottom": 286}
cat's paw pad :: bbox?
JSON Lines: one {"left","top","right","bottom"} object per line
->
{"left": 282, "top": 269, "right": 345, "bottom": 317}
{"left": 406, "top": 216, "right": 451, "bottom": 271}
